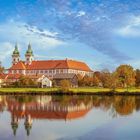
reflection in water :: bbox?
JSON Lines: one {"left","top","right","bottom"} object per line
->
{"left": 0, "top": 95, "right": 139, "bottom": 137}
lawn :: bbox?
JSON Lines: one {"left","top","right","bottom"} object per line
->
{"left": 70, "top": 87, "right": 140, "bottom": 93}
{"left": 0, "top": 88, "right": 58, "bottom": 93}
{"left": 0, "top": 87, "right": 140, "bottom": 94}
{"left": 70, "top": 87, "right": 111, "bottom": 93}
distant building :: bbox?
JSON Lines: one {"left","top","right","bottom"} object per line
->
{"left": 0, "top": 73, "right": 52, "bottom": 88}
{"left": 8, "top": 43, "right": 93, "bottom": 78}
{"left": 53, "top": 73, "right": 78, "bottom": 87}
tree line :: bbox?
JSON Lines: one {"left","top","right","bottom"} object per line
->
{"left": 78, "top": 64, "right": 140, "bottom": 89}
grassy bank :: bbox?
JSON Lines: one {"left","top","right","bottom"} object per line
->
{"left": 0, "top": 87, "right": 140, "bottom": 95}
{"left": 0, "top": 88, "right": 58, "bottom": 93}
{"left": 70, "top": 87, "right": 140, "bottom": 93}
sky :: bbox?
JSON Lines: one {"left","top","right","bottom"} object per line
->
{"left": 0, "top": 0, "right": 140, "bottom": 71}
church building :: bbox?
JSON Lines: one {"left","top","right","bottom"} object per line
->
{"left": 8, "top": 43, "right": 93, "bottom": 78}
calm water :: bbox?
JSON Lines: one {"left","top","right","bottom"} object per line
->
{"left": 0, "top": 95, "right": 140, "bottom": 140}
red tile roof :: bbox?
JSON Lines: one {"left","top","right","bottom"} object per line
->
{"left": 9, "top": 61, "right": 26, "bottom": 70}
{"left": 0, "top": 73, "right": 22, "bottom": 80}
{"left": 9, "top": 59, "right": 92, "bottom": 72}
{"left": 0, "top": 73, "right": 8, "bottom": 79}
{"left": 6, "top": 74, "right": 22, "bottom": 79}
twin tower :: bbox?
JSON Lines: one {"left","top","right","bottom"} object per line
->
{"left": 12, "top": 43, "right": 34, "bottom": 65}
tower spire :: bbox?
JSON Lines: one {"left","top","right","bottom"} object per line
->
{"left": 25, "top": 43, "right": 34, "bottom": 65}
{"left": 12, "top": 43, "right": 20, "bottom": 65}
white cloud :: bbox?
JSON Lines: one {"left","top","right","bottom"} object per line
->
{"left": 0, "top": 42, "right": 13, "bottom": 61}
{"left": 115, "top": 15, "right": 140, "bottom": 37}
{"left": 0, "top": 20, "right": 65, "bottom": 49}
{"left": 76, "top": 11, "right": 86, "bottom": 17}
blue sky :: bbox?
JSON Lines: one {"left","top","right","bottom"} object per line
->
{"left": 1, "top": 0, "right": 140, "bottom": 71}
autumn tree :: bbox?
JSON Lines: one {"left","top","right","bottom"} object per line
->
{"left": 0, "top": 62, "right": 5, "bottom": 73}
{"left": 92, "top": 75, "right": 100, "bottom": 87}
{"left": 99, "top": 70, "right": 111, "bottom": 88}
{"left": 14, "top": 75, "right": 37, "bottom": 87}
{"left": 115, "top": 65, "right": 135, "bottom": 88}
{"left": 60, "top": 80, "right": 71, "bottom": 92}
{"left": 135, "top": 69, "right": 140, "bottom": 87}
{"left": 77, "top": 74, "right": 84, "bottom": 86}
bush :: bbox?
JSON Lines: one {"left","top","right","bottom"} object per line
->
{"left": 60, "top": 80, "right": 71, "bottom": 92}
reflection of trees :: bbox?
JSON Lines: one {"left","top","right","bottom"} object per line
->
{"left": 135, "top": 96, "right": 140, "bottom": 111}
{"left": 113, "top": 96, "right": 135, "bottom": 116}
{"left": 52, "top": 95, "right": 92, "bottom": 107}
{"left": 12, "top": 96, "right": 34, "bottom": 103}
{"left": 90, "top": 95, "right": 137, "bottom": 116}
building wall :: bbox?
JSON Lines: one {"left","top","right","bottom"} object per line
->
{"left": 10, "top": 68, "right": 93, "bottom": 78}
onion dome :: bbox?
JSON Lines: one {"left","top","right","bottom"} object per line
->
{"left": 25, "top": 43, "right": 33, "bottom": 56}
{"left": 13, "top": 43, "right": 20, "bottom": 55}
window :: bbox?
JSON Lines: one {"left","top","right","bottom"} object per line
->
{"left": 56, "top": 69, "right": 59, "bottom": 73}
{"left": 19, "top": 70, "right": 22, "bottom": 74}
{"left": 60, "top": 69, "right": 63, "bottom": 73}
{"left": 53, "top": 70, "right": 55, "bottom": 73}
{"left": 40, "top": 70, "right": 44, "bottom": 74}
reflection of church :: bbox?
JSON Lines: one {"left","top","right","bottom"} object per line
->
{"left": 1, "top": 95, "right": 93, "bottom": 136}
{"left": 11, "top": 113, "right": 32, "bottom": 136}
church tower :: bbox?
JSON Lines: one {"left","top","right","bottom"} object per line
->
{"left": 12, "top": 43, "right": 20, "bottom": 65}
{"left": 25, "top": 43, "right": 34, "bottom": 65}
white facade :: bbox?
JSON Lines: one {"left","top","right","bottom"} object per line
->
{"left": 36, "top": 75, "right": 52, "bottom": 88}
{"left": 40, "top": 77, "right": 52, "bottom": 88}
{"left": 10, "top": 68, "right": 93, "bottom": 78}
{"left": 12, "top": 55, "right": 20, "bottom": 65}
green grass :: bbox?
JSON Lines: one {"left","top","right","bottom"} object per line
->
{"left": 0, "top": 87, "right": 140, "bottom": 94}
{"left": 70, "top": 87, "right": 140, "bottom": 93}
{"left": 0, "top": 88, "right": 58, "bottom": 93}
{"left": 70, "top": 87, "right": 111, "bottom": 93}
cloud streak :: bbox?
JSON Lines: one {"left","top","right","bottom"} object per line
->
{"left": 0, "top": 20, "right": 64, "bottom": 50}
{"left": 15, "top": 0, "right": 135, "bottom": 62}
{"left": 115, "top": 15, "right": 140, "bottom": 37}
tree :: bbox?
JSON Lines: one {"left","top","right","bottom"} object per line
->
{"left": 135, "top": 69, "right": 140, "bottom": 87}
{"left": 92, "top": 75, "right": 100, "bottom": 87}
{"left": 77, "top": 74, "right": 84, "bottom": 87}
{"left": 14, "top": 75, "right": 37, "bottom": 87}
{"left": 99, "top": 71, "right": 111, "bottom": 88}
{"left": 106, "top": 72, "right": 118, "bottom": 90}
{"left": 82, "top": 75, "right": 94, "bottom": 86}
{"left": 115, "top": 65, "right": 135, "bottom": 88}
{"left": 0, "top": 62, "right": 5, "bottom": 73}
{"left": 60, "top": 80, "right": 71, "bottom": 92}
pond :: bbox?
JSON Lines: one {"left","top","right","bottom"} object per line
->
{"left": 0, "top": 94, "right": 140, "bottom": 140}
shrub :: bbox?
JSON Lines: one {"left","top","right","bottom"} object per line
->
{"left": 60, "top": 80, "right": 71, "bottom": 92}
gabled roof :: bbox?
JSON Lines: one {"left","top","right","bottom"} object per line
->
{"left": 26, "top": 60, "right": 68, "bottom": 70}
{"left": 9, "top": 59, "right": 93, "bottom": 72}
{"left": 67, "top": 60, "right": 92, "bottom": 71}
{"left": 9, "top": 61, "right": 26, "bottom": 70}
{"left": 0, "top": 73, "right": 8, "bottom": 79}
{"left": 0, "top": 73, "right": 21, "bottom": 80}
{"left": 53, "top": 73, "right": 77, "bottom": 79}
{"left": 5, "top": 74, "right": 21, "bottom": 79}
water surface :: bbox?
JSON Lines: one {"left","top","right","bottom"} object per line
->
{"left": 0, "top": 95, "right": 140, "bottom": 140}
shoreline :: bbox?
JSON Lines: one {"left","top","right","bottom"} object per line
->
{"left": 0, "top": 88, "right": 140, "bottom": 95}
